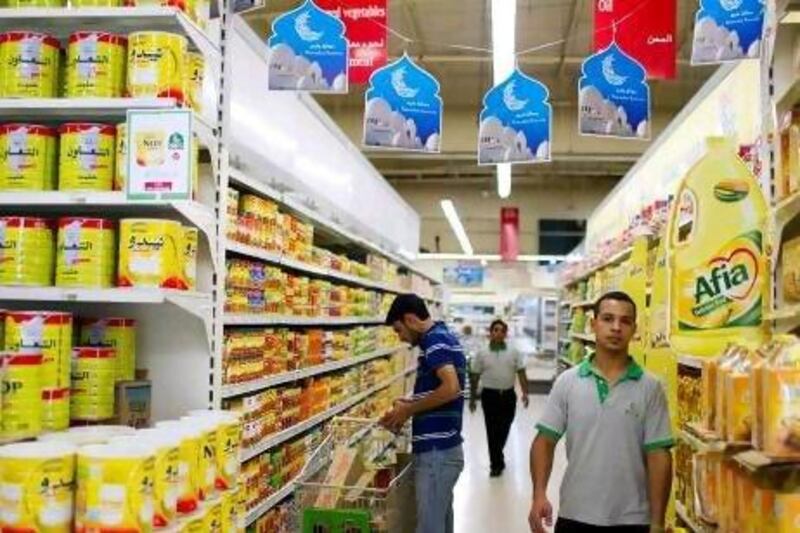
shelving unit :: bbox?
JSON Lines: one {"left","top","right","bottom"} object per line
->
{"left": 570, "top": 332, "right": 596, "bottom": 343}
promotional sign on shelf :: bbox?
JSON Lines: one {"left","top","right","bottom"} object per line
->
{"left": 363, "top": 53, "right": 443, "bottom": 153}
{"left": 500, "top": 207, "right": 520, "bottom": 262}
{"left": 443, "top": 264, "right": 484, "bottom": 288}
{"left": 317, "top": 0, "right": 388, "bottom": 84}
{"left": 267, "top": 0, "right": 349, "bottom": 92}
{"left": 477, "top": 69, "right": 552, "bottom": 165}
{"left": 126, "top": 109, "right": 192, "bottom": 201}
{"left": 578, "top": 42, "right": 650, "bottom": 140}
{"left": 593, "top": 0, "right": 677, "bottom": 79}
{"left": 691, "top": 0, "right": 765, "bottom": 64}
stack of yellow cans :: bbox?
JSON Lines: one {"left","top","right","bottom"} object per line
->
{"left": 70, "top": 346, "right": 116, "bottom": 421}
{"left": 0, "top": 217, "right": 54, "bottom": 286}
{"left": 79, "top": 317, "right": 136, "bottom": 382}
{"left": 1, "top": 352, "right": 43, "bottom": 440}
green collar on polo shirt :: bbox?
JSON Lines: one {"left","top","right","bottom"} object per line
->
{"left": 489, "top": 341, "right": 507, "bottom": 352}
{"left": 578, "top": 355, "right": 643, "bottom": 403}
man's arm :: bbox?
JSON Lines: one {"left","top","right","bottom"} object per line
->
{"left": 380, "top": 364, "right": 460, "bottom": 431}
{"left": 517, "top": 369, "right": 529, "bottom": 408}
{"left": 646, "top": 450, "right": 672, "bottom": 531}
{"left": 529, "top": 434, "right": 557, "bottom": 532}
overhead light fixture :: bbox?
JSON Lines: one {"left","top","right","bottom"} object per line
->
{"left": 440, "top": 199, "right": 474, "bottom": 256}
{"left": 491, "top": 0, "right": 516, "bottom": 85}
{"left": 492, "top": 0, "right": 516, "bottom": 198}
{"left": 497, "top": 164, "right": 511, "bottom": 198}
{"left": 417, "top": 252, "right": 570, "bottom": 262}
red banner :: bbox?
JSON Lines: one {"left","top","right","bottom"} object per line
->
{"left": 500, "top": 207, "right": 520, "bottom": 262}
{"left": 593, "top": 0, "right": 676, "bottom": 80}
{"left": 317, "top": 0, "right": 388, "bottom": 84}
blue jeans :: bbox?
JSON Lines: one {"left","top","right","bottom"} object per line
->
{"left": 414, "top": 445, "right": 464, "bottom": 533}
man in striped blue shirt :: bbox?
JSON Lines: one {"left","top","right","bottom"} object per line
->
{"left": 380, "top": 293, "right": 466, "bottom": 533}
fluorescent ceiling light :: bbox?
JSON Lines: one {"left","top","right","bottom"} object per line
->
{"left": 497, "top": 164, "right": 511, "bottom": 198}
{"left": 417, "top": 252, "right": 569, "bottom": 262}
{"left": 440, "top": 199, "right": 474, "bottom": 256}
{"left": 491, "top": 0, "right": 517, "bottom": 85}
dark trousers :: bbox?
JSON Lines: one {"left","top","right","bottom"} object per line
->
{"left": 480, "top": 387, "right": 516, "bottom": 470}
{"left": 555, "top": 518, "right": 649, "bottom": 532}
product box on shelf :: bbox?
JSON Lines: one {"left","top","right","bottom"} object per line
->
{"left": 113, "top": 380, "right": 151, "bottom": 428}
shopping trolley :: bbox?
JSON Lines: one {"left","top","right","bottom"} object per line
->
{"left": 295, "top": 417, "right": 416, "bottom": 533}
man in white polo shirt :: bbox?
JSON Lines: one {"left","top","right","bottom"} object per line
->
{"left": 529, "top": 291, "right": 673, "bottom": 533}
{"left": 469, "top": 319, "right": 529, "bottom": 477}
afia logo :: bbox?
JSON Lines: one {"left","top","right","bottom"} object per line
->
{"left": 694, "top": 247, "right": 758, "bottom": 304}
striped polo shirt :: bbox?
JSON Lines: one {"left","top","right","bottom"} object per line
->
{"left": 411, "top": 321, "right": 466, "bottom": 454}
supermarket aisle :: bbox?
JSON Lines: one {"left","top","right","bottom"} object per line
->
{"left": 454, "top": 395, "right": 567, "bottom": 533}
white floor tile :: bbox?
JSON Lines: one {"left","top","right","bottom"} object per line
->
{"left": 454, "top": 395, "right": 566, "bottom": 533}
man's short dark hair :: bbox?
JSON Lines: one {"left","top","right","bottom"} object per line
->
{"left": 489, "top": 319, "right": 508, "bottom": 332}
{"left": 593, "top": 291, "right": 637, "bottom": 320}
{"left": 385, "top": 293, "right": 430, "bottom": 325}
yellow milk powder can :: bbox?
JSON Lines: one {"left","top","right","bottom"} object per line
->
{"left": 154, "top": 420, "right": 202, "bottom": 515}
{"left": 115, "top": 122, "right": 127, "bottom": 191}
{"left": 0, "top": 441, "right": 76, "bottom": 533}
{"left": 182, "top": 226, "right": 198, "bottom": 291}
{"left": 203, "top": 498, "right": 223, "bottom": 532}
{"left": 187, "top": 409, "right": 241, "bottom": 492}
{"left": 80, "top": 317, "right": 136, "bottom": 382}
{"left": 66, "top": 31, "right": 126, "bottom": 98}
{"left": 5, "top": 310, "right": 73, "bottom": 389}
{"left": 70, "top": 346, "right": 116, "bottom": 421}
{"left": 41, "top": 387, "right": 69, "bottom": 431}
{"left": 1, "top": 351, "right": 43, "bottom": 440}
{"left": 118, "top": 218, "right": 185, "bottom": 289}
{"left": 0, "top": 216, "right": 54, "bottom": 286}
{"left": 128, "top": 32, "right": 187, "bottom": 104}
{"left": 58, "top": 122, "right": 116, "bottom": 191}
{"left": 0, "top": 31, "right": 59, "bottom": 98}
{"left": 75, "top": 442, "right": 156, "bottom": 532}
{"left": 0, "top": 123, "right": 57, "bottom": 191}
{"left": 55, "top": 217, "right": 115, "bottom": 288}
{"left": 185, "top": 52, "right": 204, "bottom": 113}
{"left": 180, "top": 415, "right": 217, "bottom": 501}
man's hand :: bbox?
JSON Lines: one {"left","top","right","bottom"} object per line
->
{"left": 379, "top": 402, "right": 411, "bottom": 433}
{"left": 529, "top": 496, "right": 553, "bottom": 533}
{"left": 521, "top": 394, "right": 529, "bottom": 409}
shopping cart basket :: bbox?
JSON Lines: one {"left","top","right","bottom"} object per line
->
{"left": 295, "top": 417, "right": 415, "bottom": 533}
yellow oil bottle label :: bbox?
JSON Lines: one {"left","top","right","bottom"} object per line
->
{"left": 676, "top": 231, "right": 763, "bottom": 331}
{"left": 0, "top": 451, "right": 75, "bottom": 532}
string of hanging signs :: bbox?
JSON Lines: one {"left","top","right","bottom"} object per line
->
{"left": 265, "top": 0, "right": 767, "bottom": 156}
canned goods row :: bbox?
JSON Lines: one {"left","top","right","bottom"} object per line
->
{"left": 0, "top": 410, "right": 243, "bottom": 532}
{"left": 0, "top": 121, "right": 200, "bottom": 193}
{"left": 0, "top": 217, "right": 199, "bottom": 290}
{"left": 0, "top": 30, "right": 205, "bottom": 109}
{"left": 0, "top": 0, "right": 210, "bottom": 27}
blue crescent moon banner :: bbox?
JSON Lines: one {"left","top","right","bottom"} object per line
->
{"left": 267, "top": 0, "right": 349, "bottom": 93}
{"left": 578, "top": 42, "right": 651, "bottom": 140}
{"left": 363, "top": 54, "right": 443, "bottom": 153}
{"left": 478, "top": 69, "right": 552, "bottom": 165}
{"left": 691, "top": 0, "right": 765, "bottom": 64}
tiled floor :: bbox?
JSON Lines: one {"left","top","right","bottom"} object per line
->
{"left": 453, "top": 395, "right": 567, "bottom": 533}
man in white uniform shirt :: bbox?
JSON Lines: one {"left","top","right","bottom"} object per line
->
{"left": 469, "top": 319, "right": 529, "bottom": 477}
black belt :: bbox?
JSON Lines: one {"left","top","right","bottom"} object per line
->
{"left": 482, "top": 387, "right": 515, "bottom": 394}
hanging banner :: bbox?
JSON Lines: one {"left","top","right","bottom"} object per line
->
{"left": 500, "top": 207, "right": 520, "bottom": 262}
{"left": 267, "top": 0, "right": 348, "bottom": 92}
{"left": 317, "top": 0, "right": 388, "bottom": 84}
{"left": 363, "top": 54, "right": 442, "bottom": 152}
{"left": 593, "top": 0, "right": 676, "bottom": 79}
{"left": 691, "top": 0, "right": 765, "bottom": 64}
{"left": 578, "top": 42, "right": 650, "bottom": 140}
{"left": 477, "top": 69, "right": 551, "bottom": 165}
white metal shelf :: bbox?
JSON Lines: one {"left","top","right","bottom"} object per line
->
{"left": 0, "top": 7, "right": 220, "bottom": 61}
{"left": 240, "top": 368, "right": 411, "bottom": 463}
{"left": 221, "top": 345, "right": 404, "bottom": 398}
{"left": 570, "top": 332, "right": 595, "bottom": 343}
{"left": 226, "top": 241, "right": 402, "bottom": 294}
{"left": 223, "top": 314, "right": 385, "bottom": 327}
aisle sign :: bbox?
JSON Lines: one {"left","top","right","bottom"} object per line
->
{"left": 478, "top": 69, "right": 552, "bottom": 165}
{"left": 443, "top": 264, "right": 484, "bottom": 288}
{"left": 316, "top": 0, "right": 388, "bottom": 84}
{"left": 126, "top": 109, "right": 192, "bottom": 201}
{"left": 578, "top": 42, "right": 651, "bottom": 140}
{"left": 268, "top": 0, "right": 349, "bottom": 92}
{"left": 691, "top": 0, "right": 765, "bottom": 64}
{"left": 363, "top": 54, "right": 443, "bottom": 152}
{"left": 593, "top": 0, "right": 677, "bottom": 79}
{"left": 500, "top": 207, "right": 520, "bottom": 262}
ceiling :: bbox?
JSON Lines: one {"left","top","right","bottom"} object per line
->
{"left": 244, "top": 0, "right": 717, "bottom": 186}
